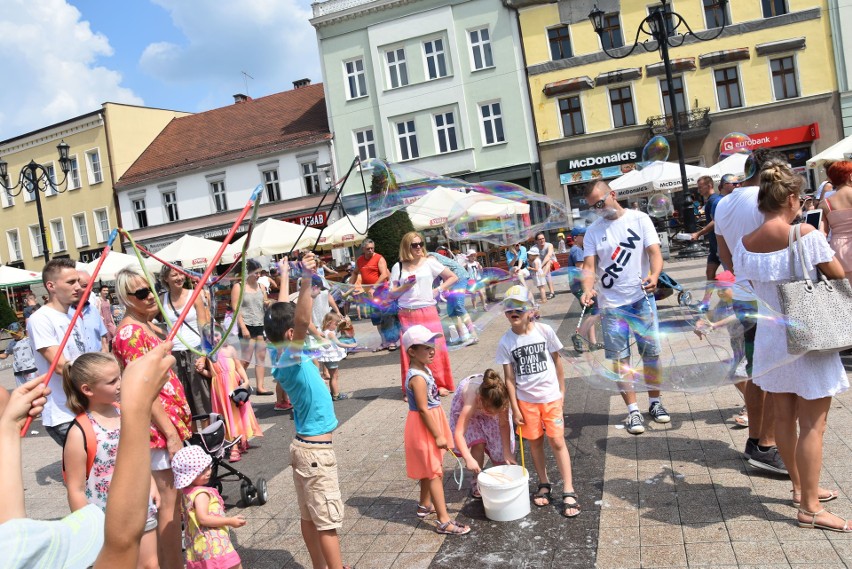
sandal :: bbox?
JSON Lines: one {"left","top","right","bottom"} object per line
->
{"left": 733, "top": 406, "right": 749, "bottom": 428}
{"left": 561, "top": 492, "right": 581, "bottom": 518}
{"left": 331, "top": 392, "right": 350, "bottom": 401}
{"left": 229, "top": 448, "right": 242, "bottom": 463}
{"left": 416, "top": 504, "right": 436, "bottom": 518}
{"left": 470, "top": 480, "right": 482, "bottom": 500}
{"left": 532, "top": 483, "right": 552, "bottom": 507}
{"left": 791, "top": 488, "right": 839, "bottom": 507}
{"left": 435, "top": 519, "right": 471, "bottom": 535}
{"left": 388, "top": 343, "right": 398, "bottom": 351}
{"left": 797, "top": 508, "right": 852, "bottom": 532}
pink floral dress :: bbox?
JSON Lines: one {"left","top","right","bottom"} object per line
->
{"left": 182, "top": 486, "right": 241, "bottom": 569}
{"left": 113, "top": 323, "right": 192, "bottom": 447}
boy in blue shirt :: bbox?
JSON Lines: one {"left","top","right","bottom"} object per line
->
{"left": 264, "top": 252, "right": 349, "bottom": 569}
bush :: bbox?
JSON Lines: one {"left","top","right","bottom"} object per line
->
{"left": 367, "top": 166, "right": 415, "bottom": 269}
{"left": 0, "top": 294, "right": 18, "bottom": 330}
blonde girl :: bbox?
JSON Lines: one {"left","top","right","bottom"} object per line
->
{"left": 317, "top": 312, "right": 350, "bottom": 401}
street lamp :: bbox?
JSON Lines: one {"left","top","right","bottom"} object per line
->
{"left": 589, "top": 0, "right": 728, "bottom": 251}
{"left": 0, "top": 141, "right": 73, "bottom": 264}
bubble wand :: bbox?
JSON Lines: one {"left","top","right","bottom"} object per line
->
{"left": 20, "top": 228, "right": 119, "bottom": 437}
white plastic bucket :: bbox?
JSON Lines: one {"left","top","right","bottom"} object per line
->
{"left": 477, "top": 465, "right": 530, "bottom": 522}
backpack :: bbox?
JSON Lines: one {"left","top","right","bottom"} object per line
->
{"left": 61, "top": 408, "right": 116, "bottom": 482}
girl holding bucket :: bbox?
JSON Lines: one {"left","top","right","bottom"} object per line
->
{"left": 450, "top": 370, "right": 515, "bottom": 499}
{"left": 402, "top": 325, "right": 471, "bottom": 536}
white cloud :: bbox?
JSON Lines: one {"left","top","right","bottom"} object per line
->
{"left": 0, "top": 0, "right": 143, "bottom": 140}
{"left": 140, "top": 0, "right": 321, "bottom": 104}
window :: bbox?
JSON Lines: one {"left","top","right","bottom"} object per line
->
{"left": 302, "top": 162, "right": 320, "bottom": 195}
{"left": 344, "top": 58, "right": 367, "bottom": 99}
{"left": 609, "top": 86, "right": 636, "bottom": 128}
{"left": 660, "top": 76, "right": 687, "bottom": 115}
{"left": 263, "top": 169, "right": 281, "bottom": 202}
{"left": 132, "top": 197, "right": 148, "bottom": 228}
{"left": 600, "top": 13, "right": 624, "bottom": 50}
{"left": 559, "top": 96, "right": 585, "bottom": 137}
{"left": 469, "top": 28, "right": 493, "bottom": 70}
{"left": 163, "top": 191, "right": 179, "bottom": 222}
{"left": 385, "top": 48, "right": 408, "bottom": 89}
{"left": 210, "top": 180, "right": 228, "bottom": 212}
{"left": 703, "top": 0, "right": 729, "bottom": 28}
{"left": 480, "top": 102, "right": 505, "bottom": 145}
{"left": 434, "top": 112, "right": 458, "bottom": 154}
{"left": 72, "top": 213, "right": 89, "bottom": 248}
{"left": 94, "top": 209, "right": 110, "bottom": 242}
{"left": 68, "top": 156, "right": 81, "bottom": 189}
{"left": 23, "top": 169, "right": 34, "bottom": 202}
{"left": 354, "top": 128, "right": 376, "bottom": 161}
{"left": 396, "top": 120, "right": 419, "bottom": 160}
{"left": 762, "top": 0, "right": 788, "bottom": 17}
{"left": 424, "top": 39, "right": 448, "bottom": 80}
{"left": 714, "top": 66, "right": 743, "bottom": 109}
{"left": 50, "top": 219, "right": 66, "bottom": 252}
{"left": 7, "top": 229, "right": 21, "bottom": 262}
{"left": 771, "top": 56, "right": 799, "bottom": 100}
{"left": 2, "top": 188, "right": 13, "bottom": 208}
{"left": 45, "top": 164, "right": 57, "bottom": 196}
{"left": 648, "top": 4, "right": 675, "bottom": 37}
{"left": 548, "top": 26, "right": 572, "bottom": 60}
{"left": 29, "top": 225, "right": 44, "bottom": 257}
{"left": 86, "top": 149, "right": 103, "bottom": 184}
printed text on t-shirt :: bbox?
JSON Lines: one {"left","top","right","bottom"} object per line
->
{"left": 602, "top": 228, "right": 642, "bottom": 289}
{"left": 511, "top": 342, "right": 548, "bottom": 375}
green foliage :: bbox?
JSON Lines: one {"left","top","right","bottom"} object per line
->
{"left": 367, "top": 166, "right": 415, "bottom": 268}
{"left": 0, "top": 294, "right": 18, "bottom": 330}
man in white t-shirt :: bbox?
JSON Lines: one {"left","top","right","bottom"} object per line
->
{"left": 26, "top": 257, "right": 86, "bottom": 446}
{"left": 580, "top": 180, "right": 668, "bottom": 435}
{"left": 714, "top": 148, "right": 788, "bottom": 475}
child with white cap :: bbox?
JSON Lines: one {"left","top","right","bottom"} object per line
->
{"left": 527, "top": 247, "right": 548, "bottom": 304}
{"left": 172, "top": 445, "right": 246, "bottom": 569}
{"left": 464, "top": 250, "right": 488, "bottom": 311}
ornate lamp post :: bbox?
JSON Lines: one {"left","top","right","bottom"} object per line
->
{"left": 0, "top": 141, "right": 73, "bottom": 264}
{"left": 589, "top": 0, "right": 728, "bottom": 246}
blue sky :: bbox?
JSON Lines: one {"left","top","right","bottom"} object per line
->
{"left": 0, "top": 0, "right": 322, "bottom": 141}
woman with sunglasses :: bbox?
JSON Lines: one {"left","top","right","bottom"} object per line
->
{"left": 112, "top": 265, "right": 192, "bottom": 569}
{"left": 230, "top": 259, "right": 272, "bottom": 396}
{"left": 390, "top": 232, "right": 458, "bottom": 399}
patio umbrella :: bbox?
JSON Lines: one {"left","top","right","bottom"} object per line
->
{"left": 82, "top": 251, "right": 146, "bottom": 281}
{"left": 708, "top": 153, "right": 748, "bottom": 178}
{"left": 316, "top": 212, "right": 369, "bottom": 250}
{"left": 0, "top": 265, "right": 41, "bottom": 287}
{"left": 609, "top": 161, "right": 718, "bottom": 199}
{"left": 225, "top": 218, "right": 322, "bottom": 258}
{"left": 407, "top": 187, "right": 530, "bottom": 230}
{"left": 807, "top": 134, "right": 852, "bottom": 168}
{"left": 145, "top": 235, "right": 238, "bottom": 271}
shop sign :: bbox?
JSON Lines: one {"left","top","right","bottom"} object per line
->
{"left": 202, "top": 223, "right": 249, "bottom": 239}
{"left": 558, "top": 147, "right": 643, "bottom": 185}
{"left": 722, "top": 123, "right": 819, "bottom": 153}
{"left": 284, "top": 211, "right": 328, "bottom": 227}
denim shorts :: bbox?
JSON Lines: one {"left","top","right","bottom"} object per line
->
{"left": 445, "top": 293, "right": 467, "bottom": 318}
{"left": 601, "top": 296, "right": 661, "bottom": 361}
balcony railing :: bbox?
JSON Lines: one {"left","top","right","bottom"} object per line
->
{"left": 646, "top": 107, "right": 711, "bottom": 138}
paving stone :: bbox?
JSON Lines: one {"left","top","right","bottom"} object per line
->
{"left": 639, "top": 544, "right": 687, "bottom": 567}
{"left": 686, "top": 541, "right": 737, "bottom": 565}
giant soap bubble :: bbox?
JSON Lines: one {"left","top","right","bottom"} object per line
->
{"left": 719, "top": 133, "right": 752, "bottom": 158}
{"left": 642, "top": 135, "right": 671, "bottom": 163}
{"left": 646, "top": 193, "right": 674, "bottom": 218}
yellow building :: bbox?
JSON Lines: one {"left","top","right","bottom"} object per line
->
{"left": 0, "top": 104, "right": 188, "bottom": 278}
{"left": 511, "top": 0, "right": 843, "bottom": 214}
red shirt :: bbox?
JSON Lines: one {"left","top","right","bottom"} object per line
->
{"left": 356, "top": 253, "right": 384, "bottom": 285}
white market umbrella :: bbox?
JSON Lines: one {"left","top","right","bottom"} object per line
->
{"left": 83, "top": 251, "right": 147, "bottom": 281}
{"left": 708, "top": 153, "right": 748, "bottom": 178}
{"left": 807, "top": 134, "right": 852, "bottom": 168}
{"left": 145, "top": 235, "right": 237, "bottom": 271}
{"left": 316, "top": 212, "right": 369, "bottom": 250}
{"left": 609, "top": 161, "right": 718, "bottom": 199}
{"left": 406, "top": 186, "right": 469, "bottom": 230}
{"left": 225, "top": 218, "right": 322, "bottom": 258}
{"left": 0, "top": 265, "right": 41, "bottom": 287}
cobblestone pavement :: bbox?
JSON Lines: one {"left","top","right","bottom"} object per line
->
{"left": 5, "top": 257, "right": 852, "bottom": 568}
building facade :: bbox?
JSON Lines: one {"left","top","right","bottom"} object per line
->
{"left": 114, "top": 83, "right": 335, "bottom": 254}
{"left": 512, "top": 0, "right": 843, "bottom": 219}
{"left": 311, "top": 0, "right": 541, "bottom": 199}
{"left": 0, "top": 103, "right": 187, "bottom": 271}
{"left": 828, "top": 0, "right": 851, "bottom": 136}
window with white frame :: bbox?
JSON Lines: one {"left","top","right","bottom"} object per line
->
{"left": 86, "top": 149, "right": 103, "bottom": 184}
{"left": 23, "top": 169, "right": 35, "bottom": 202}
{"left": 559, "top": 96, "right": 585, "bottom": 137}
{"left": 714, "top": 66, "right": 743, "bottom": 109}
{"left": 479, "top": 102, "right": 505, "bottom": 145}
{"left": 72, "top": 213, "right": 89, "bottom": 248}
{"left": 396, "top": 120, "right": 419, "bottom": 160}
{"left": 424, "top": 39, "right": 448, "bottom": 80}
{"left": 262, "top": 169, "right": 281, "bottom": 202}
{"left": 210, "top": 180, "right": 228, "bottom": 212}
{"left": 344, "top": 58, "right": 368, "bottom": 99}
{"left": 50, "top": 219, "right": 66, "bottom": 252}
{"left": 163, "top": 191, "right": 179, "bottom": 222}
{"left": 68, "top": 156, "right": 81, "bottom": 189}
{"left": 771, "top": 56, "right": 799, "bottom": 100}
{"left": 44, "top": 164, "right": 58, "bottom": 196}
{"left": 548, "top": 25, "right": 572, "bottom": 60}
{"left": 762, "top": 0, "right": 788, "bottom": 17}
{"left": 301, "top": 162, "right": 320, "bottom": 195}
{"left": 385, "top": 48, "right": 409, "bottom": 89}
{"left": 600, "top": 12, "right": 624, "bottom": 50}
{"left": 1, "top": 188, "right": 13, "bottom": 208}
{"left": 132, "top": 197, "right": 148, "bottom": 228}
{"left": 434, "top": 112, "right": 458, "bottom": 154}
{"left": 354, "top": 128, "right": 376, "bottom": 161}
{"left": 6, "top": 229, "right": 21, "bottom": 262}
{"left": 703, "top": 0, "right": 730, "bottom": 28}
{"left": 94, "top": 208, "right": 110, "bottom": 242}
{"left": 469, "top": 27, "right": 494, "bottom": 71}
{"left": 28, "top": 225, "right": 44, "bottom": 257}
{"left": 609, "top": 86, "right": 636, "bottom": 128}
{"left": 647, "top": 4, "right": 675, "bottom": 37}
{"left": 660, "top": 76, "right": 687, "bottom": 116}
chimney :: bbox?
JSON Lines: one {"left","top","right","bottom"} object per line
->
{"left": 233, "top": 93, "right": 251, "bottom": 104}
{"left": 293, "top": 78, "right": 311, "bottom": 89}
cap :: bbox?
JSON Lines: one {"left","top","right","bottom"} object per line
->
{"left": 311, "top": 275, "right": 327, "bottom": 290}
{"left": 172, "top": 445, "right": 213, "bottom": 489}
{"left": 502, "top": 285, "right": 533, "bottom": 311}
{"left": 720, "top": 173, "right": 740, "bottom": 185}
{"left": 401, "top": 325, "right": 442, "bottom": 350}
{"left": 466, "top": 248, "right": 477, "bottom": 257}
{"left": 557, "top": 232, "right": 565, "bottom": 238}
{"left": 7, "top": 322, "right": 21, "bottom": 333}
{"left": 715, "top": 270, "right": 736, "bottom": 285}
{"left": 570, "top": 226, "right": 587, "bottom": 237}
{"left": 527, "top": 246, "right": 540, "bottom": 256}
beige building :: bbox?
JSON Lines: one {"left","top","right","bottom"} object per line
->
{"left": 0, "top": 103, "right": 189, "bottom": 274}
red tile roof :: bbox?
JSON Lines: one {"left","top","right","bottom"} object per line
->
{"left": 117, "top": 83, "right": 330, "bottom": 188}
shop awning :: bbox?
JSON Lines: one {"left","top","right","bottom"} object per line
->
{"left": 755, "top": 37, "right": 806, "bottom": 56}
{"left": 698, "top": 47, "right": 750, "bottom": 68}
{"left": 645, "top": 58, "right": 696, "bottom": 78}
{"left": 542, "top": 76, "right": 594, "bottom": 97}
{"left": 595, "top": 68, "right": 642, "bottom": 86}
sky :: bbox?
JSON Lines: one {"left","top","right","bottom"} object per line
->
{"left": 0, "top": 0, "right": 322, "bottom": 141}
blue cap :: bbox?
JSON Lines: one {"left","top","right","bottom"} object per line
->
{"left": 570, "top": 227, "right": 586, "bottom": 237}
{"left": 310, "top": 275, "right": 327, "bottom": 290}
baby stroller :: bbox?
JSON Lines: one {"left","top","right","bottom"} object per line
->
{"left": 656, "top": 272, "right": 692, "bottom": 306}
{"left": 189, "top": 413, "right": 268, "bottom": 507}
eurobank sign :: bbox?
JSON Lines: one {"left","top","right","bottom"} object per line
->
{"left": 557, "top": 147, "right": 644, "bottom": 185}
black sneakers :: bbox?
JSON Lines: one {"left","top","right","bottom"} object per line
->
{"left": 626, "top": 411, "right": 645, "bottom": 435}
{"left": 748, "top": 446, "right": 788, "bottom": 475}
{"left": 648, "top": 401, "right": 671, "bottom": 424}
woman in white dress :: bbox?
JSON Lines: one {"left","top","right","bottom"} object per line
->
{"left": 735, "top": 160, "right": 849, "bottom": 533}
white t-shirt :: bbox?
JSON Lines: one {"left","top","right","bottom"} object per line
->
{"left": 583, "top": 209, "right": 661, "bottom": 309}
{"left": 390, "top": 257, "right": 445, "bottom": 309}
{"left": 495, "top": 323, "right": 563, "bottom": 403}
{"left": 714, "top": 185, "right": 763, "bottom": 301}
{"left": 27, "top": 305, "right": 86, "bottom": 426}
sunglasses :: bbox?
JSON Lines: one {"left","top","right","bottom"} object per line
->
{"left": 504, "top": 308, "right": 527, "bottom": 315}
{"left": 129, "top": 287, "right": 153, "bottom": 300}
{"left": 410, "top": 242, "right": 424, "bottom": 249}
{"left": 591, "top": 197, "right": 608, "bottom": 209}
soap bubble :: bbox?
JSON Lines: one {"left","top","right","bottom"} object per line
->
{"left": 719, "top": 133, "right": 752, "bottom": 158}
{"left": 642, "top": 136, "right": 671, "bottom": 163}
{"left": 646, "top": 193, "right": 674, "bottom": 218}
{"left": 743, "top": 151, "right": 758, "bottom": 181}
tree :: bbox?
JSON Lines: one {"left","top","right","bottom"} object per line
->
{"left": 0, "top": 293, "right": 18, "bottom": 330}
{"left": 367, "top": 165, "right": 415, "bottom": 269}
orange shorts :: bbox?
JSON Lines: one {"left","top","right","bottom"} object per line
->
{"left": 517, "top": 399, "right": 565, "bottom": 439}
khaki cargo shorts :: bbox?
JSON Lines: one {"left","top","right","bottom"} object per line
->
{"left": 290, "top": 439, "right": 344, "bottom": 530}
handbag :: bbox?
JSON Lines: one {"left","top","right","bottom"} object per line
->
{"left": 776, "top": 224, "right": 852, "bottom": 355}
{"left": 551, "top": 259, "right": 561, "bottom": 271}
